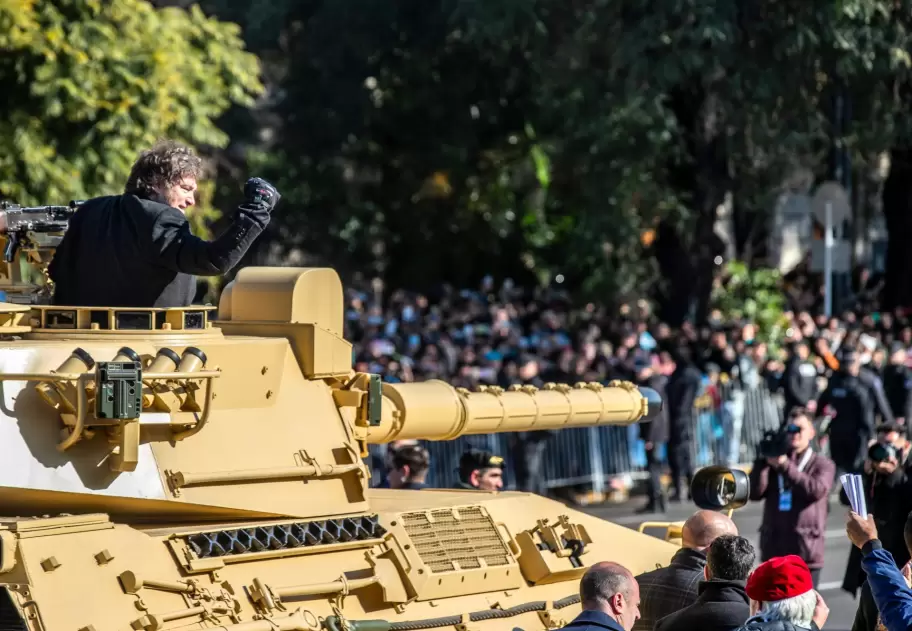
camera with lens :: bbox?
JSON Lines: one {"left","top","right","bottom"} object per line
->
{"left": 758, "top": 424, "right": 801, "bottom": 459}
{"left": 868, "top": 442, "right": 898, "bottom": 463}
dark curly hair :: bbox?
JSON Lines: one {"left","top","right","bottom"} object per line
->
{"left": 124, "top": 140, "right": 202, "bottom": 199}
{"left": 707, "top": 534, "right": 756, "bottom": 581}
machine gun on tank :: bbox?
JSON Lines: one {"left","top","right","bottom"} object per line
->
{"left": 0, "top": 199, "right": 82, "bottom": 303}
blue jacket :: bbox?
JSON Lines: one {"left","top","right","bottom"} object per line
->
{"left": 564, "top": 610, "right": 627, "bottom": 631}
{"left": 861, "top": 539, "right": 912, "bottom": 631}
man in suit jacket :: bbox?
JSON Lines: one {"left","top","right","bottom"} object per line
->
{"left": 655, "top": 535, "right": 755, "bottom": 631}
{"left": 564, "top": 562, "right": 641, "bottom": 631}
{"left": 633, "top": 510, "right": 739, "bottom": 631}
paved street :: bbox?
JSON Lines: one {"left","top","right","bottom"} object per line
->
{"left": 575, "top": 494, "right": 862, "bottom": 631}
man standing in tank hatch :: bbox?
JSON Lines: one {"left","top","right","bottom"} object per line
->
{"left": 40, "top": 140, "right": 280, "bottom": 308}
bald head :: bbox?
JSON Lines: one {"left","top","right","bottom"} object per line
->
{"left": 580, "top": 562, "right": 634, "bottom": 608}
{"left": 580, "top": 562, "right": 640, "bottom": 630}
{"left": 681, "top": 510, "right": 738, "bottom": 551}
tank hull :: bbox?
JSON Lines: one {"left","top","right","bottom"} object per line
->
{"left": 0, "top": 491, "right": 677, "bottom": 631}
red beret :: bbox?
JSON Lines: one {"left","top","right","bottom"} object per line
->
{"left": 746, "top": 555, "right": 814, "bottom": 602}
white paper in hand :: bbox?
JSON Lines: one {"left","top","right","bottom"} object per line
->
{"left": 854, "top": 474, "right": 867, "bottom": 517}
{"left": 840, "top": 474, "right": 867, "bottom": 516}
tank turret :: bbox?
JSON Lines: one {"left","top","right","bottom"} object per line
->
{"left": 0, "top": 267, "right": 661, "bottom": 522}
{"left": 0, "top": 229, "right": 679, "bottom": 631}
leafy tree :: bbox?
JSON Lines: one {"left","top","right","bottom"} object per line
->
{"left": 0, "top": 0, "right": 263, "bottom": 229}
{"left": 710, "top": 260, "right": 788, "bottom": 351}
{"left": 192, "top": 0, "right": 912, "bottom": 317}
{"left": 205, "top": 0, "right": 681, "bottom": 303}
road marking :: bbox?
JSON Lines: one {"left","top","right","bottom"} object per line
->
{"left": 818, "top": 581, "right": 844, "bottom": 592}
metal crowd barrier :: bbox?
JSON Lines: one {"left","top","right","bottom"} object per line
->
{"left": 368, "top": 381, "right": 785, "bottom": 491}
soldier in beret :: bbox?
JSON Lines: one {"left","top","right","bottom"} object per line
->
{"left": 455, "top": 448, "right": 504, "bottom": 491}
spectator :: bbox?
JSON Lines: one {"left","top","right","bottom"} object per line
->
{"left": 850, "top": 511, "right": 912, "bottom": 631}
{"left": 636, "top": 359, "right": 669, "bottom": 514}
{"left": 842, "top": 422, "right": 912, "bottom": 598}
{"left": 735, "top": 555, "right": 829, "bottom": 630}
{"left": 749, "top": 408, "right": 835, "bottom": 587}
{"left": 818, "top": 350, "right": 876, "bottom": 477}
{"left": 654, "top": 534, "right": 756, "bottom": 631}
{"left": 883, "top": 343, "right": 912, "bottom": 425}
{"left": 564, "top": 561, "right": 640, "bottom": 631}
{"left": 858, "top": 349, "right": 896, "bottom": 425}
{"left": 846, "top": 511, "right": 912, "bottom": 631}
{"left": 385, "top": 444, "right": 430, "bottom": 490}
{"left": 373, "top": 439, "right": 419, "bottom": 488}
{"left": 665, "top": 343, "right": 702, "bottom": 502}
{"left": 633, "top": 509, "right": 739, "bottom": 631}
{"left": 455, "top": 449, "right": 504, "bottom": 491}
{"left": 783, "top": 340, "right": 819, "bottom": 419}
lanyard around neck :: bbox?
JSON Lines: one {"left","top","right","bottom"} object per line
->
{"left": 778, "top": 449, "right": 813, "bottom": 492}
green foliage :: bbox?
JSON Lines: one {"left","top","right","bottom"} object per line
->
{"left": 711, "top": 261, "right": 789, "bottom": 349}
{"left": 229, "top": 0, "right": 685, "bottom": 296}
{"left": 0, "top": 0, "right": 263, "bottom": 212}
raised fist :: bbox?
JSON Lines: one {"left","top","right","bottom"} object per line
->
{"left": 243, "top": 177, "right": 280, "bottom": 212}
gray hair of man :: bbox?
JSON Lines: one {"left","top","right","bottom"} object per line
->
{"left": 750, "top": 591, "right": 816, "bottom": 629}
{"left": 580, "top": 561, "right": 633, "bottom": 609}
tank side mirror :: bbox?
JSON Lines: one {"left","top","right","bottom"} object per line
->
{"left": 691, "top": 466, "right": 750, "bottom": 512}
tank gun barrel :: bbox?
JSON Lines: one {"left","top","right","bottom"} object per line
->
{"left": 367, "top": 379, "right": 662, "bottom": 443}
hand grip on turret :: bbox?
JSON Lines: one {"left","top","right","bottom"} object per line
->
{"left": 3, "top": 231, "right": 20, "bottom": 263}
{"left": 366, "top": 379, "right": 663, "bottom": 444}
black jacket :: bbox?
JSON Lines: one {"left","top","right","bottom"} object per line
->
{"left": 818, "top": 372, "right": 875, "bottom": 472}
{"left": 883, "top": 363, "right": 912, "bottom": 421}
{"left": 858, "top": 367, "right": 895, "bottom": 425}
{"left": 851, "top": 579, "right": 881, "bottom": 631}
{"left": 665, "top": 364, "right": 702, "bottom": 443}
{"left": 639, "top": 374, "right": 669, "bottom": 444}
{"left": 783, "top": 358, "right": 818, "bottom": 412}
{"left": 840, "top": 450, "right": 912, "bottom": 595}
{"left": 654, "top": 579, "right": 751, "bottom": 631}
{"left": 632, "top": 547, "right": 706, "bottom": 631}
{"left": 49, "top": 193, "right": 269, "bottom": 308}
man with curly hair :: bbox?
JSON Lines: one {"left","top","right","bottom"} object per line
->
{"left": 47, "top": 140, "right": 279, "bottom": 308}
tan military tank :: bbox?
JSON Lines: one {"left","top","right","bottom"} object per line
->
{"left": 0, "top": 203, "right": 738, "bottom": 631}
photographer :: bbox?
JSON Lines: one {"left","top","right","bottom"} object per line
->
{"left": 864, "top": 423, "right": 912, "bottom": 567}
{"left": 749, "top": 408, "right": 836, "bottom": 587}
{"left": 842, "top": 423, "right": 912, "bottom": 598}
{"left": 883, "top": 344, "right": 912, "bottom": 425}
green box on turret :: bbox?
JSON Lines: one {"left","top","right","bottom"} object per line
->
{"left": 95, "top": 362, "right": 143, "bottom": 420}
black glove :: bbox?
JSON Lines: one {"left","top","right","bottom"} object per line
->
{"left": 242, "top": 177, "right": 280, "bottom": 213}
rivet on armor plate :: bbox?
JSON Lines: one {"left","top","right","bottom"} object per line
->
{"left": 95, "top": 549, "right": 114, "bottom": 565}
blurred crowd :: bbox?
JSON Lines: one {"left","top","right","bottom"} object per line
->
{"left": 350, "top": 270, "right": 912, "bottom": 496}
{"left": 344, "top": 273, "right": 911, "bottom": 403}
{"left": 350, "top": 271, "right": 912, "bottom": 631}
